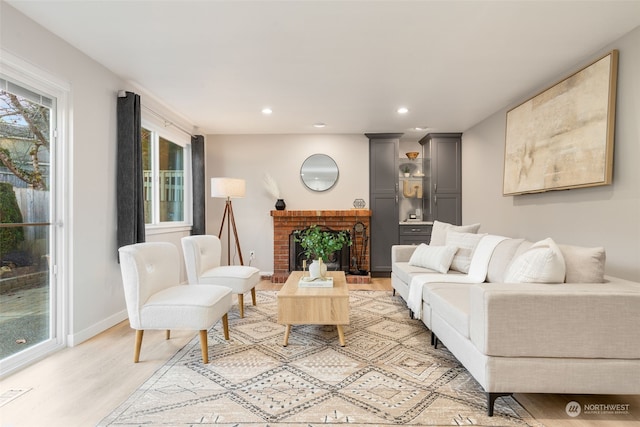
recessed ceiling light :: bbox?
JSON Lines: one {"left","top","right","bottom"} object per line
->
{"left": 414, "top": 126, "right": 429, "bottom": 131}
{"left": 397, "top": 107, "right": 409, "bottom": 114}
{"left": 313, "top": 122, "right": 326, "bottom": 128}
{"left": 261, "top": 107, "right": 273, "bottom": 115}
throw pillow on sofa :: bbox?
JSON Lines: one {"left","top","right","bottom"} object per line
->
{"left": 430, "top": 220, "right": 481, "bottom": 246}
{"left": 504, "top": 237, "right": 566, "bottom": 283}
{"left": 445, "top": 231, "right": 487, "bottom": 273}
{"left": 408, "top": 244, "right": 458, "bottom": 274}
{"left": 558, "top": 244, "right": 606, "bottom": 283}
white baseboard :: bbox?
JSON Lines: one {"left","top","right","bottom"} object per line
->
{"left": 67, "top": 309, "right": 128, "bottom": 347}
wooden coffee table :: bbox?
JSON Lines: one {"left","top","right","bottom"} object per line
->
{"left": 277, "top": 271, "right": 349, "bottom": 346}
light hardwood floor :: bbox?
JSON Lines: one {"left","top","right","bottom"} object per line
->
{"left": 1, "top": 278, "right": 638, "bottom": 426}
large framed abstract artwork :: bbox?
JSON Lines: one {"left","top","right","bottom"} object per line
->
{"left": 503, "top": 50, "right": 618, "bottom": 196}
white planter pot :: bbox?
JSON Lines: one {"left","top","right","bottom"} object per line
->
{"left": 308, "top": 259, "right": 327, "bottom": 279}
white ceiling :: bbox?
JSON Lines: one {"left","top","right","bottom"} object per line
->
{"left": 7, "top": 0, "right": 640, "bottom": 139}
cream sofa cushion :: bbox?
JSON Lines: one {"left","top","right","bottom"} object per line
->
{"left": 429, "top": 286, "right": 471, "bottom": 338}
{"left": 430, "top": 220, "right": 481, "bottom": 246}
{"left": 393, "top": 262, "right": 439, "bottom": 287}
{"left": 408, "top": 244, "right": 457, "bottom": 274}
{"left": 504, "top": 238, "right": 566, "bottom": 283}
{"left": 469, "top": 281, "right": 640, "bottom": 359}
{"left": 558, "top": 244, "right": 606, "bottom": 283}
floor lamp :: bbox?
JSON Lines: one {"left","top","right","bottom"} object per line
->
{"left": 211, "top": 177, "right": 246, "bottom": 265}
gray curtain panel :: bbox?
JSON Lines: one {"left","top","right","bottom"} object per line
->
{"left": 117, "top": 91, "right": 145, "bottom": 255}
{"left": 191, "top": 135, "right": 205, "bottom": 235}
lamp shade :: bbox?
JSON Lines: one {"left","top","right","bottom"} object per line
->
{"left": 211, "top": 177, "right": 246, "bottom": 198}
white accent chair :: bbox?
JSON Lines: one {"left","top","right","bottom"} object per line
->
{"left": 118, "top": 242, "right": 232, "bottom": 364}
{"left": 181, "top": 235, "right": 260, "bottom": 318}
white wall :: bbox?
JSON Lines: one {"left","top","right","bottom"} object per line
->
{"left": 462, "top": 26, "right": 640, "bottom": 281}
{"left": 0, "top": 2, "right": 195, "bottom": 345}
{"left": 205, "top": 134, "right": 369, "bottom": 273}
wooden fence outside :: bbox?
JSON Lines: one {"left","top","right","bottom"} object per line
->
{"left": 13, "top": 188, "right": 49, "bottom": 242}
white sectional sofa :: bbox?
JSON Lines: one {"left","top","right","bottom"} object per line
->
{"left": 391, "top": 222, "right": 640, "bottom": 416}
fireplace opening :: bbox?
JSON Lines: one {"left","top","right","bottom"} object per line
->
{"left": 289, "top": 226, "right": 351, "bottom": 273}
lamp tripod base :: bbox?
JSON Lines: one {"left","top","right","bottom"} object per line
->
{"left": 218, "top": 198, "right": 244, "bottom": 265}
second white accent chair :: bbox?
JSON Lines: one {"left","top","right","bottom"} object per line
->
{"left": 182, "top": 235, "right": 260, "bottom": 318}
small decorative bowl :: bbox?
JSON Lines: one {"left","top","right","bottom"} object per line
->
{"left": 406, "top": 151, "right": 419, "bottom": 160}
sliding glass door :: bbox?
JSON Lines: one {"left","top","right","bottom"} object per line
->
{"left": 0, "top": 77, "right": 57, "bottom": 374}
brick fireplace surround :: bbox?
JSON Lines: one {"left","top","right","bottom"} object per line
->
{"left": 270, "top": 209, "right": 372, "bottom": 283}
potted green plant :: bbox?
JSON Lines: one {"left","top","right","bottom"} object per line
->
{"left": 294, "top": 225, "right": 351, "bottom": 278}
{"left": 401, "top": 165, "right": 411, "bottom": 177}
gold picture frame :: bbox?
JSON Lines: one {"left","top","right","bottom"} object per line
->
{"left": 503, "top": 50, "right": 618, "bottom": 196}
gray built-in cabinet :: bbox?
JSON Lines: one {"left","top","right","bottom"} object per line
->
{"left": 368, "top": 132, "right": 462, "bottom": 275}
{"left": 420, "top": 133, "right": 462, "bottom": 226}
{"left": 367, "top": 133, "right": 401, "bottom": 275}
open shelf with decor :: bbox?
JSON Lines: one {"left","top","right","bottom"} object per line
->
{"left": 398, "top": 147, "right": 431, "bottom": 225}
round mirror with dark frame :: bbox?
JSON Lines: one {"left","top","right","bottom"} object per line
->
{"left": 300, "top": 154, "right": 339, "bottom": 192}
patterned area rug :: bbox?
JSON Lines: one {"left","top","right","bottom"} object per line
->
{"left": 99, "top": 291, "right": 542, "bottom": 426}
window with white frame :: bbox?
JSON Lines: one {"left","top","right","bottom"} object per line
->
{"left": 141, "top": 120, "right": 191, "bottom": 227}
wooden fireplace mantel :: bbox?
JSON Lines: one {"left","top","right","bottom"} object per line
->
{"left": 270, "top": 209, "right": 372, "bottom": 218}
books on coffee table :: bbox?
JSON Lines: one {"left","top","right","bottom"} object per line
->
{"left": 298, "top": 276, "right": 334, "bottom": 288}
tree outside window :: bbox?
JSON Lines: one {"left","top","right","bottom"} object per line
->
{"left": 0, "top": 90, "right": 50, "bottom": 191}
